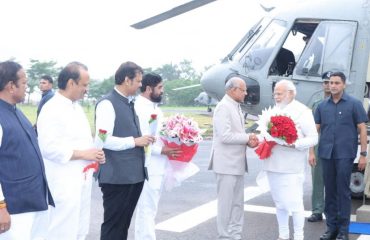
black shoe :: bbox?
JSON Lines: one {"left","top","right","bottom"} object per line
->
{"left": 307, "top": 213, "right": 323, "bottom": 222}
{"left": 336, "top": 233, "right": 349, "bottom": 240}
{"left": 320, "top": 230, "right": 338, "bottom": 240}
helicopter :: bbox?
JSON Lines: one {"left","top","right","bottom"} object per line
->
{"left": 132, "top": 0, "right": 370, "bottom": 197}
{"left": 172, "top": 85, "right": 218, "bottom": 112}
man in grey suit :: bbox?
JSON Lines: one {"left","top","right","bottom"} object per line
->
{"left": 209, "top": 77, "right": 258, "bottom": 240}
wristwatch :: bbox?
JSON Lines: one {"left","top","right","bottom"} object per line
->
{"left": 360, "top": 151, "right": 367, "bottom": 157}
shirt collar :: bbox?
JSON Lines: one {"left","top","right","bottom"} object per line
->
{"left": 136, "top": 95, "right": 158, "bottom": 108}
{"left": 42, "top": 89, "right": 53, "bottom": 97}
{"left": 329, "top": 92, "right": 348, "bottom": 103}
{"left": 114, "top": 87, "right": 135, "bottom": 103}
{"left": 224, "top": 94, "right": 240, "bottom": 108}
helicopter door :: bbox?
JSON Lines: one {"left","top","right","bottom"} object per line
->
{"left": 293, "top": 21, "right": 357, "bottom": 106}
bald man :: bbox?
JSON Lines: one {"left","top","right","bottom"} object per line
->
{"left": 209, "top": 77, "right": 258, "bottom": 240}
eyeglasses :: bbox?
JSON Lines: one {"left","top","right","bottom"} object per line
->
{"left": 236, "top": 87, "right": 247, "bottom": 93}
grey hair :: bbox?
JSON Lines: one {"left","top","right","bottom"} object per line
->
{"left": 276, "top": 79, "right": 296, "bottom": 95}
{"left": 225, "top": 77, "right": 242, "bottom": 91}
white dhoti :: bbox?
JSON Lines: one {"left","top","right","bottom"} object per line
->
{"left": 46, "top": 170, "right": 93, "bottom": 240}
{"left": 135, "top": 175, "right": 164, "bottom": 240}
{"left": 0, "top": 210, "right": 48, "bottom": 240}
{"left": 267, "top": 171, "right": 305, "bottom": 240}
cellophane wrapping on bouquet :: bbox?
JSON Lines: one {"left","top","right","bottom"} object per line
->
{"left": 160, "top": 114, "right": 204, "bottom": 190}
{"left": 144, "top": 114, "right": 158, "bottom": 163}
{"left": 255, "top": 107, "right": 298, "bottom": 159}
{"left": 159, "top": 114, "right": 203, "bottom": 162}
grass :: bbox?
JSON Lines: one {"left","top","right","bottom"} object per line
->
{"left": 18, "top": 104, "right": 214, "bottom": 138}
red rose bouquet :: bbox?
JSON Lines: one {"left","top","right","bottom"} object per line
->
{"left": 255, "top": 107, "right": 298, "bottom": 159}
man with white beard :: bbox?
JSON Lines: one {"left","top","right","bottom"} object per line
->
{"left": 263, "top": 80, "right": 318, "bottom": 240}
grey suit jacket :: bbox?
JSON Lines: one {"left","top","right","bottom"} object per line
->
{"left": 209, "top": 94, "right": 249, "bottom": 175}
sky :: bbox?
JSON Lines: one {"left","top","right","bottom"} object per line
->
{"left": 0, "top": 0, "right": 275, "bottom": 80}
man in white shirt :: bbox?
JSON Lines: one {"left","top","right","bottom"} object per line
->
{"left": 264, "top": 80, "right": 318, "bottom": 240}
{"left": 37, "top": 62, "right": 105, "bottom": 240}
{"left": 134, "top": 73, "right": 181, "bottom": 240}
{"left": 95, "top": 61, "right": 155, "bottom": 240}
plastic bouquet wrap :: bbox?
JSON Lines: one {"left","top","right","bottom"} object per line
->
{"left": 144, "top": 114, "right": 158, "bottom": 161}
{"left": 255, "top": 107, "right": 298, "bottom": 159}
{"left": 159, "top": 114, "right": 203, "bottom": 162}
{"left": 83, "top": 129, "right": 107, "bottom": 177}
{"left": 160, "top": 114, "right": 203, "bottom": 190}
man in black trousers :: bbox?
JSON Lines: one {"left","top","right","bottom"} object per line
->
{"left": 95, "top": 61, "right": 155, "bottom": 240}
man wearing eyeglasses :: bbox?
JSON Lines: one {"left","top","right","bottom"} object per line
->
{"left": 209, "top": 77, "right": 259, "bottom": 240}
{"left": 307, "top": 71, "right": 332, "bottom": 223}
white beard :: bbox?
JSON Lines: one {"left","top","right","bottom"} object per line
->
{"left": 276, "top": 98, "right": 292, "bottom": 109}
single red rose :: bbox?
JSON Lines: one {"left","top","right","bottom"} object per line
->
{"left": 99, "top": 129, "right": 107, "bottom": 134}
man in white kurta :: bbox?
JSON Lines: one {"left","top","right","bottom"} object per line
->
{"left": 264, "top": 80, "right": 318, "bottom": 240}
{"left": 37, "top": 62, "right": 105, "bottom": 240}
{"left": 134, "top": 73, "right": 181, "bottom": 240}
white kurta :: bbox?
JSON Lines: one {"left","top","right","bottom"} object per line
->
{"left": 263, "top": 100, "right": 318, "bottom": 240}
{"left": 134, "top": 95, "right": 167, "bottom": 240}
{"left": 37, "top": 92, "right": 93, "bottom": 240}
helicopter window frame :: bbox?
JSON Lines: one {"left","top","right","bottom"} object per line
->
{"left": 294, "top": 20, "right": 357, "bottom": 78}
{"left": 236, "top": 19, "right": 288, "bottom": 72}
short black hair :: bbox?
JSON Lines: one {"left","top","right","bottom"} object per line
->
{"left": 0, "top": 61, "right": 23, "bottom": 91}
{"left": 115, "top": 61, "right": 143, "bottom": 85}
{"left": 140, "top": 73, "right": 162, "bottom": 93}
{"left": 58, "top": 62, "right": 88, "bottom": 89}
{"left": 41, "top": 75, "right": 53, "bottom": 84}
{"left": 330, "top": 71, "right": 346, "bottom": 83}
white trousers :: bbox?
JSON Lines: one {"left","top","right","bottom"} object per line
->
{"left": 267, "top": 171, "right": 305, "bottom": 240}
{"left": 46, "top": 171, "right": 93, "bottom": 240}
{"left": 216, "top": 174, "right": 244, "bottom": 240}
{"left": 135, "top": 175, "right": 164, "bottom": 240}
{"left": 0, "top": 210, "right": 48, "bottom": 240}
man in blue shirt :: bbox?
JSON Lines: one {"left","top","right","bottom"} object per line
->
{"left": 37, "top": 75, "right": 54, "bottom": 117}
{"left": 315, "top": 71, "right": 368, "bottom": 240}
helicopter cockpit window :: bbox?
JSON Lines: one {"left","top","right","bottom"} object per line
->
{"left": 295, "top": 21, "right": 356, "bottom": 77}
{"left": 237, "top": 19, "right": 287, "bottom": 72}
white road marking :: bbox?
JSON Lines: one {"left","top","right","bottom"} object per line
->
{"left": 156, "top": 186, "right": 363, "bottom": 238}
{"left": 155, "top": 186, "right": 268, "bottom": 232}
{"left": 358, "top": 235, "right": 370, "bottom": 240}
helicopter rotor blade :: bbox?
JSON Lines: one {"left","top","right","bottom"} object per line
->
{"left": 172, "top": 84, "right": 201, "bottom": 91}
{"left": 131, "top": 0, "right": 217, "bottom": 29}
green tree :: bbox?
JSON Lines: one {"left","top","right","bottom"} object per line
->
{"left": 178, "top": 60, "right": 200, "bottom": 81}
{"left": 155, "top": 63, "right": 181, "bottom": 81}
{"left": 88, "top": 76, "right": 115, "bottom": 101}
{"left": 26, "top": 59, "right": 60, "bottom": 104}
{"left": 164, "top": 79, "right": 202, "bottom": 106}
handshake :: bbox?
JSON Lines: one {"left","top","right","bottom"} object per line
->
{"left": 247, "top": 133, "right": 259, "bottom": 148}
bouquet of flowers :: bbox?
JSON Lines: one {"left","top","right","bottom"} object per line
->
{"left": 159, "top": 114, "right": 203, "bottom": 162}
{"left": 255, "top": 107, "right": 298, "bottom": 159}
{"left": 83, "top": 129, "right": 107, "bottom": 176}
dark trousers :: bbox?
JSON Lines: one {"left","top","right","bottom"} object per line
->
{"left": 100, "top": 182, "right": 144, "bottom": 240}
{"left": 321, "top": 158, "right": 354, "bottom": 234}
